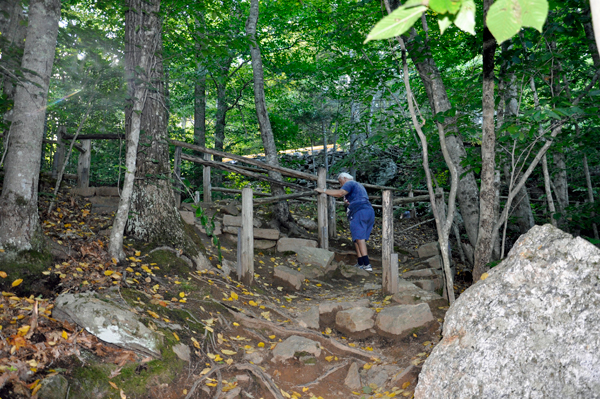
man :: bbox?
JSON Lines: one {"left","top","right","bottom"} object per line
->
{"left": 315, "top": 172, "right": 375, "bottom": 271}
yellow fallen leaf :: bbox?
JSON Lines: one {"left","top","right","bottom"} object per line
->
{"left": 12, "top": 279, "right": 23, "bottom": 287}
{"left": 257, "top": 342, "right": 265, "bottom": 348}
{"left": 221, "top": 349, "right": 237, "bottom": 355}
{"left": 191, "top": 337, "right": 201, "bottom": 349}
{"left": 200, "top": 367, "right": 211, "bottom": 375}
{"left": 109, "top": 381, "right": 119, "bottom": 389}
{"left": 17, "top": 325, "right": 30, "bottom": 336}
{"left": 268, "top": 335, "right": 276, "bottom": 339}
{"left": 147, "top": 311, "right": 159, "bottom": 319}
{"left": 179, "top": 292, "right": 185, "bottom": 298}
{"left": 249, "top": 301, "right": 258, "bottom": 306}
{"left": 233, "top": 322, "right": 240, "bottom": 326}
{"left": 230, "top": 291, "right": 238, "bottom": 300}
{"left": 135, "top": 251, "right": 141, "bottom": 256}
{"left": 481, "top": 272, "right": 489, "bottom": 281}
{"left": 402, "top": 382, "right": 411, "bottom": 389}
{"left": 62, "top": 331, "right": 69, "bottom": 340}
{"left": 364, "top": 363, "right": 372, "bottom": 370}
{"left": 173, "top": 332, "right": 179, "bottom": 341}
{"left": 0, "top": 271, "right": 7, "bottom": 278}
{"left": 126, "top": 267, "right": 134, "bottom": 273}
{"left": 206, "top": 383, "right": 217, "bottom": 387}
{"left": 325, "top": 356, "right": 334, "bottom": 362}
{"left": 104, "top": 270, "right": 114, "bottom": 276}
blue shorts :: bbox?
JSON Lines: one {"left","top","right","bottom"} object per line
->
{"left": 349, "top": 207, "right": 375, "bottom": 241}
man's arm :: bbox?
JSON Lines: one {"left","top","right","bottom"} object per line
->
{"left": 314, "top": 188, "right": 348, "bottom": 198}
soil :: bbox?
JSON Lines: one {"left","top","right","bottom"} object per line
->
{"left": 0, "top": 182, "right": 473, "bottom": 399}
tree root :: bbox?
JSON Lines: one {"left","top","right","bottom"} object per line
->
{"left": 184, "top": 365, "right": 227, "bottom": 399}
{"left": 149, "top": 246, "right": 193, "bottom": 268}
{"left": 224, "top": 307, "right": 383, "bottom": 362}
{"left": 295, "top": 360, "right": 349, "bottom": 388}
{"left": 234, "top": 363, "right": 285, "bottom": 399}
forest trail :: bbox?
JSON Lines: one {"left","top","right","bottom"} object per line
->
{"left": 0, "top": 181, "right": 472, "bottom": 399}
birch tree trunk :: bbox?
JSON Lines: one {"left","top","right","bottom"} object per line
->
{"left": 0, "top": 0, "right": 60, "bottom": 254}
{"left": 473, "top": 0, "right": 498, "bottom": 280}
{"left": 246, "top": 0, "right": 298, "bottom": 233}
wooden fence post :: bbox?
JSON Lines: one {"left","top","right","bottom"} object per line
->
{"left": 328, "top": 196, "right": 336, "bottom": 239}
{"left": 77, "top": 139, "right": 91, "bottom": 188}
{"left": 173, "top": 146, "right": 182, "bottom": 208}
{"left": 52, "top": 126, "right": 66, "bottom": 179}
{"left": 317, "top": 167, "right": 328, "bottom": 249}
{"left": 240, "top": 186, "right": 254, "bottom": 286}
{"left": 382, "top": 190, "right": 398, "bottom": 294}
{"left": 203, "top": 153, "right": 212, "bottom": 203}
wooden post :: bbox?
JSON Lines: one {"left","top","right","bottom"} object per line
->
{"left": 328, "top": 196, "right": 336, "bottom": 239}
{"left": 317, "top": 167, "right": 328, "bottom": 249}
{"left": 52, "top": 126, "right": 66, "bottom": 179}
{"left": 382, "top": 190, "right": 397, "bottom": 294}
{"left": 389, "top": 253, "right": 399, "bottom": 294}
{"left": 77, "top": 139, "right": 91, "bottom": 188}
{"left": 194, "top": 191, "right": 200, "bottom": 204}
{"left": 408, "top": 183, "right": 415, "bottom": 218}
{"left": 203, "top": 153, "right": 211, "bottom": 203}
{"left": 173, "top": 146, "right": 182, "bottom": 208}
{"left": 240, "top": 186, "right": 254, "bottom": 286}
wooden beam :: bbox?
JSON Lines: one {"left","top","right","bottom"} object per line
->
{"left": 181, "top": 153, "right": 306, "bottom": 191}
{"left": 318, "top": 168, "right": 328, "bottom": 249}
{"left": 63, "top": 133, "right": 124, "bottom": 140}
{"left": 203, "top": 153, "right": 212, "bottom": 203}
{"left": 255, "top": 191, "right": 317, "bottom": 204}
{"left": 382, "top": 191, "right": 397, "bottom": 295}
{"left": 212, "top": 187, "right": 271, "bottom": 197}
{"left": 240, "top": 187, "right": 254, "bottom": 286}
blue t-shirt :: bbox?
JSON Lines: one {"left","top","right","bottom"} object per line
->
{"left": 341, "top": 180, "right": 371, "bottom": 216}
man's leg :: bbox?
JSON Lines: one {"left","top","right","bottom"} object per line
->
{"left": 356, "top": 239, "right": 368, "bottom": 257}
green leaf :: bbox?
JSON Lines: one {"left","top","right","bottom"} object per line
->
{"left": 454, "top": 0, "right": 476, "bottom": 35}
{"left": 364, "top": 4, "right": 427, "bottom": 43}
{"left": 486, "top": 0, "right": 521, "bottom": 44}
{"left": 438, "top": 15, "right": 452, "bottom": 34}
{"left": 520, "top": 0, "right": 548, "bottom": 32}
{"left": 429, "top": 0, "right": 450, "bottom": 14}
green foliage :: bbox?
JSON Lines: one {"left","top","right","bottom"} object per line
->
{"left": 487, "top": 0, "right": 549, "bottom": 44}
{"left": 192, "top": 205, "right": 222, "bottom": 262}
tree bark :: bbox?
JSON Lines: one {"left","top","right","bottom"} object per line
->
{"left": 542, "top": 153, "right": 558, "bottom": 227}
{"left": 246, "top": 0, "right": 298, "bottom": 233}
{"left": 0, "top": 0, "right": 60, "bottom": 254}
{"left": 403, "top": 21, "right": 480, "bottom": 250}
{"left": 110, "top": 0, "right": 197, "bottom": 262}
{"left": 0, "top": 0, "right": 27, "bottom": 122}
{"left": 473, "top": 0, "right": 498, "bottom": 280}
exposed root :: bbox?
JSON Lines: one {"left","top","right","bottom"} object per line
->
{"left": 295, "top": 360, "right": 349, "bottom": 388}
{"left": 234, "top": 363, "right": 285, "bottom": 399}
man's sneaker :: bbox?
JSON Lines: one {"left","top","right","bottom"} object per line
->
{"left": 359, "top": 264, "right": 372, "bottom": 272}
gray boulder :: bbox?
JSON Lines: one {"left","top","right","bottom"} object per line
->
{"left": 296, "top": 306, "right": 320, "bottom": 330}
{"left": 417, "top": 242, "right": 439, "bottom": 258}
{"left": 416, "top": 224, "right": 600, "bottom": 399}
{"left": 276, "top": 237, "right": 318, "bottom": 253}
{"left": 37, "top": 374, "right": 69, "bottom": 399}
{"left": 273, "top": 266, "right": 305, "bottom": 291}
{"left": 296, "top": 247, "right": 335, "bottom": 270}
{"left": 271, "top": 335, "right": 321, "bottom": 363}
{"left": 375, "top": 304, "right": 434, "bottom": 338}
{"left": 335, "top": 307, "right": 375, "bottom": 338}
{"left": 54, "top": 292, "right": 162, "bottom": 357}
{"left": 319, "top": 299, "right": 370, "bottom": 326}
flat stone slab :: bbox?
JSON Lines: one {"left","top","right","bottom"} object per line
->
{"left": 222, "top": 226, "right": 279, "bottom": 240}
{"left": 71, "top": 187, "right": 96, "bottom": 197}
{"left": 222, "top": 215, "right": 261, "bottom": 228}
{"left": 254, "top": 239, "right": 277, "bottom": 249}
{"left": 402, "top": 268, "right": 440, "bottom": 278}
{"left": 273, "top": 266, "right": 305, "bottom": 291}
{"left": 271, "top": 335, "right": 321, "bottom": 363}
{"left": 277, "top": 237, "right": 318, "bottom": 253}
{"left": 417, "top": 242, "right": 439, "bottom": 259}
{"left": 319, "top": 299, "right": 370, "bottom": 326}
{"left": 180, "top": 210, "right": 195, "bottom": 225}
{"left": 296, "top": 306, "right": 320, "bottom": 330}
{"left": 54, "top": 292, "right": 162, "bottom": 357}
{"left": 335, "top": 307, "right": 375, "bottom": 338}
{"left": 375, "top": 303, "right": 434, "bottom": 338}
{"left": 297, "top": 247, "right": 335, "bottom": 270}
{"left": 95, "top": 186, "right": 120, "bottom": 197}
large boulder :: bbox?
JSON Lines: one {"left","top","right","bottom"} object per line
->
{"left": 296, "top": 247, "right": 335, "bottom": 272}
{"left": 273, "top": 266, "right": 305, "bottom": 291}
{"left": 271, "top": 335, "right": 321, "bottom": 363}
{"left": 335, "top": 307, "right": 375, "bottom": 338}
{"left": 375, "top": 304, "right": 434, "bottom": 338}
{"left": 276, "top": 237, "right": 318, "bottom": 253}
{"left": 415, "top": 225, "right": 600, "bottom": 399}
{"left": 54, "top": 292, "right": 162, "bottom": 358}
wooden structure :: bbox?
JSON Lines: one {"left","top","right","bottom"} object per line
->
{"left": 239, "top": 187, "right": 254, "bottom": 285}
{"left": 381, "top": 190, "right": 399, "bottom": 294}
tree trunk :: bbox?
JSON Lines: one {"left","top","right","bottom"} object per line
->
{"left": 77, "top": 140, "right": 92, "bottom": 189}
{"left": 0, "top": 0, "right": 27, "bottom": 122}
{"left": 473, "top": 0, "right": 498, "bottom": 280}
{"left": 0, "top": 0, "right": 60, "bottom": 254}
{"left": 246, "top": 0, "right": 297, "bottom": 233}
{"left": 583, "top": 154, "right": 599, "bottom": 239}
{"left": 542, "top": 153, "right": 558, "bottom": 227}
{"left": 116, "top": 0, "right": 197, "bottom": 260}
{"left": 403, "top": 23, "right": 480, "bottom": 250}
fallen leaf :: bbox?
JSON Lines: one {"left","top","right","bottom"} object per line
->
{"left": 109, "top": 381, "right": 119, "bottom": 389}
{"left": 0, "top": 271, "right": 7, "bottom": 278}
{"left": 12, "top": 279, "right": 23, "bottom": 287}
{"left": 221, "top": 349, "right": 237, "bottom": 355}
{"left": 481, "top": 272, "right": 489, "bottom": 281}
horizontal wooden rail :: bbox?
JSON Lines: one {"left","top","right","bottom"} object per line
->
{"left": 255, "top": 191, "right": 318, "bottom": 204}
{"left": 212, "top": 187, "right": 271, "bottom": 197}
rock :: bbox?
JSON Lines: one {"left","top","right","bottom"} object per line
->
{"left": 37, "top": 374, "right": 69, "bottom": 399}
{"left": 180, "top": 210, "right": 195, "bottom": 225}
{"left": 319, "top": 299, "right": 370, "bottom": 326}
{"left": 254, "top": 239, "right": 277, "bottom": 249}
{"left": 296, "top": 306, "right": 320, "bottom": 330}
{"left": 392, "top": 285, "right": 445, "bottom": 308}
{"left": 415, "top": 225, "right": 600, "bottom": 399}
{"left": 192, "top": 252, "right": 212, "bottom": 271}
{"left": 223, "top": 387, "right": 242, "bottom": 399}
{"left": 424, "top": 255, "right": 442, "bottom": 269}
{"left": 54, "top": 292, "right": 162, "bottom": 357}
{"left": 298, "top": 263, "right": 326, "bottom": 279}
{"left": 222, "top": 226, "right": 280, "bottom": 240}
{"left": 390, "top": 365, "right": 420, "bottom": 389}
{"left": 338, "top": 263, "right": 369, "bottom": 279}
{"left": 95, "top": 186, "right": 120, "bottom": 197}
{"left": 49, "top": 240, "right": 74, "bottom": 261}
{"left": 414, "top": 280, "right": 439, "bottom": 292}
{"left": 244, "top": 351, "right": 265, "bottom": 365}
{"left": 222, "top": 215, "right": 261, "bottom": 228}
{"left": 273, "top": 266, "right": 305, "bottom": 291}
{"left": 297, "top": 218, "right": 318, "bottom": 231}
{"left": 363, "top": 283, "right": 382, "bottom": 291}
{"left": 360, "top": 364, "right": 402, "bottom": 389}
{"left": 220, "top": 259, "right": 235, "bottom": 277}
{"left": 172, "top": 344, "right": 191, "bottom": 362}
{"left": 271, "top": 335, "right": 321, "bottom": 363}
{"left": 276, "top": 237, "right": 318, "bottom": 253}
{"left": 344, "top": 362, "right": 362, "bottom": 390}
{"left": 71, "top": 187, "right": 96, "bottom": 197}
{"left": 401, "top": 268, "right": 439, "bottom": 279}
{"left": 417, "top": 242, "right": 439, "bottom": 258}
{"left": 375, "top": 304, "right": 434, "bottom": 338}
{"left": 195, "top": 221, "right": 222, "bottom": 236}
{"left": 335, "top": 307, "right": 375, "bottom": 338}
{"left": 220, "top": 203, "right": 240, "bottom": 216}
{"left": 296, "top": 247, "right": 335, "bottom": 270}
